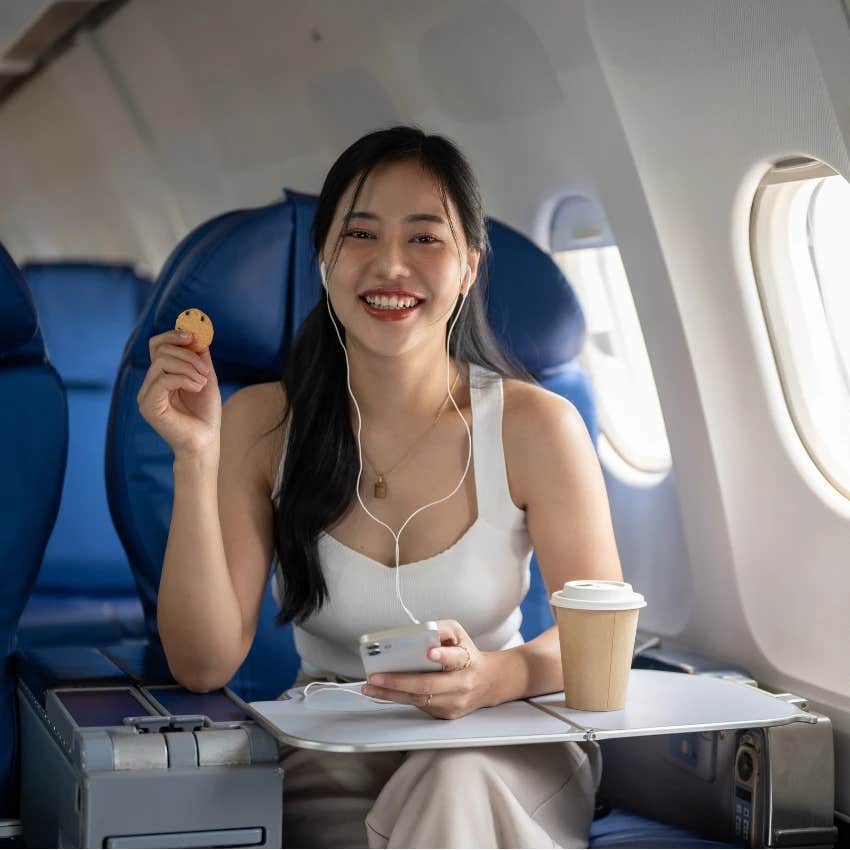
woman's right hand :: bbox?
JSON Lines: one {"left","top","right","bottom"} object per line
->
{"left": 137, "top": 330, "right": 222, "bottom": 458}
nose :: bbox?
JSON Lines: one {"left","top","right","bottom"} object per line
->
{"left": 373, "top": 235, "right": 411, "bottom": 282}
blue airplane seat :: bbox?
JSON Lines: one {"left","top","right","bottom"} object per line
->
{"left": 485, "top": 217, "right": 597, "bottom": 443}
{"left": 16, "top": 263, "right": 153, "bottom": 651}
{"left": 0, "top": 244, "right": 68, "bottom": 819}
{"left": 104, "top": 188, "right": 597, "bottom": 704}
{"left": 106, "top": 192, "right": 313, "bottom": 704}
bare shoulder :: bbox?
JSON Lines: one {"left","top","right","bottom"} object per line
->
{"left": 501, "top": 377, "right": 593, "bottom": 511}
{"left": 221, "top": 380, "right": 289, "bottom": 494}
{"left": 502, "top": 378, "right": 587, "bottom": 437}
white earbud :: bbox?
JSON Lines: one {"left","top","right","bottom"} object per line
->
{"left": 320, "top": 261, "right": 328, "bottom": 290}
{"left": 461, "top": 265, "right": 472, "bottom": 297}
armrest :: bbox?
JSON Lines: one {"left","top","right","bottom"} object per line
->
{"left": 13, "top": 641, "right": 176, "bottom": 708}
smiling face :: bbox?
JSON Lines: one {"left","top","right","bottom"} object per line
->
{"left": 320, "top": 159, "right": 480, "bottom": 358}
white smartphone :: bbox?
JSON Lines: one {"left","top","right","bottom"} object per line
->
{"left": 359, "top": 622, "right": 443, "bottom": 676}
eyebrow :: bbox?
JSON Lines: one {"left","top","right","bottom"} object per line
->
{"left": 343, "top": 210, "right": 448, "bottom": 226}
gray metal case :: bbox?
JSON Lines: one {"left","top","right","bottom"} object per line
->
{"left": 17, "top": 679, "right": 283, "bottom": 848}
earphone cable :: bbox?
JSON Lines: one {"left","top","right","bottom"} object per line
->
{"left": 322, "top": 263, "right": 472, "bottom": 624}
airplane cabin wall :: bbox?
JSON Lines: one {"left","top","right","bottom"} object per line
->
{"left": 0, "top": 0, "right": 596, "bottom": 274}
{"left": 523, "top": 0, "right": 850, "bottom": 814}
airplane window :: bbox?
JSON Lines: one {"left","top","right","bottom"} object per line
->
{"left": 551, "top": 195, "right": 671, "bottom": 474}
{"left": 751, "top": 158, "right": 850, "bottom": 499}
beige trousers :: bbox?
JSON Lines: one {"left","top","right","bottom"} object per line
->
{"left": 277, "top": 670, "right": 602, "bottom": 849}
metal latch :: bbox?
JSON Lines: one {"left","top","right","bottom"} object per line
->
{"left": 123, "top": 714, "right": 209, "bottom": 733}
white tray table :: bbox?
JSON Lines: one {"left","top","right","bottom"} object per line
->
{"left": 242, "top": 670, "right": 814, "bottom": 753}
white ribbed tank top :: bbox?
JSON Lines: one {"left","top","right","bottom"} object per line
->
{"left": 271, "top": 362, "right": 532, "bottom": 680}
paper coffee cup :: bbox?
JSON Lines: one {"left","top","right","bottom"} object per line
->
{"left": 550, "top": 580, "right": 646, "bottom": 711}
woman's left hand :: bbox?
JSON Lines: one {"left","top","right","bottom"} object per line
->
{"left": 361, "top": 619, "right": 500, "bottom": 719}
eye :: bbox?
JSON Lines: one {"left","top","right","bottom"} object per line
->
{"left": 412, "top": 234, "right": 440, "bottom": 244}
{"left": 343, "top": 229, "right": 374, "bottom": 239}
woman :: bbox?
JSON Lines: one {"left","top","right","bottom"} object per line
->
{"left": 140, "top": 125, "right": 623, "bottom": 848}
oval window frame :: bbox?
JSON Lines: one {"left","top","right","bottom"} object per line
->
{"left": 750, "top": 157, "right": 850, "bottom": 500}
{"left": 550, "top": 194, "right": 672, "bottom": 476}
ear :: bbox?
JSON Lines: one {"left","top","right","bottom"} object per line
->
{"left": 464, "top": 247, "right": 482, "bottom": 293}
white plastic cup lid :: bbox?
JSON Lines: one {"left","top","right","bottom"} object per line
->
{"left": 550, "top": 580, "right": 646, "bottom": 611}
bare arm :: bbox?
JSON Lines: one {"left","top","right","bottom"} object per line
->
{"left": 157, "top": 447, "right": 236, "bottom": 689}
{"left": 157, "top": 384, "right": 283, "bottom": 691}
{"left": 489, "top": 390, "right": 623, "bottom": 703}
{"left": 137, "top": 329, "right": 285, "bottom": 692}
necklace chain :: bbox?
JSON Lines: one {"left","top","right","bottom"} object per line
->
{"left": 361, "top": 368, "right": 462, "bottom": 499}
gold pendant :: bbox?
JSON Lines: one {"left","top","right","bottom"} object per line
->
{"left": 374, "top": 475, "right": 387, "bottom": 499}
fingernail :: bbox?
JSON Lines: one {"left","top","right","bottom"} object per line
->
{"left": 370, "top": 675, "right": 384, "bottom": 686}
{"left": 177, "top": 331, "right": 191, "bottom": 339}
{"left": 430, "top": 650, "right": 441, "bottom": 661}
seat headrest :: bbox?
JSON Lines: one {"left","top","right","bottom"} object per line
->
{"left": 0, "top": 243, "right": 39, "bottom": 359}
{"left": 124, "top": 189, "right": 585, "bottom": 381}
{"left": 134, "top": 188, "right": 584, "bottom": 381}
{"left": 24, "top": 263, "right": 151, "bottom": 386}
{"left": 486, "top": 219, "right": 585, "bottom": 374}
{"left": 137, "top": 190, "right": 319, "bottom": 382}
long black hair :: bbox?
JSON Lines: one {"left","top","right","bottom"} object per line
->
{"left": 271, "top": 125, "right": 534, "bottom": 626}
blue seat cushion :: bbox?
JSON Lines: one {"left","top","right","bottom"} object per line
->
{"left": 1, "top": 244, "right": 69, "bottom": 818}
{"left": 33, "top": 391, "right": 137, "bottom": 592}
{"left": 16, "top": 593, "right": 145, "bottom": 650}
{"left": 24, "top": 262, "right": 150, "bottom": 386}
{"left": 485, "top": 217, "right": 585, "bottom": 371}
{"left": 17, "top": 264, "right": 152, "bottom": 649}
{"left": 590, "top": 807, "right": 740, "bottom": 848}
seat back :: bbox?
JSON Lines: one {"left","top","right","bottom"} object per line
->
{"left": 106, "top": 194, "right": 313, "bottom": 702}
{"left": 106, "top": 190, "right": 595, "bottom": 701}
{"left": 16, "top": 263, "right": 151, "bottom": 649}
{"left": 0, "top": 244, "right": 68, "bottom": 817}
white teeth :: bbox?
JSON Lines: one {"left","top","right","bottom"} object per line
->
{"left": 364, "top": 294, "right": 419, "bottom": 310}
